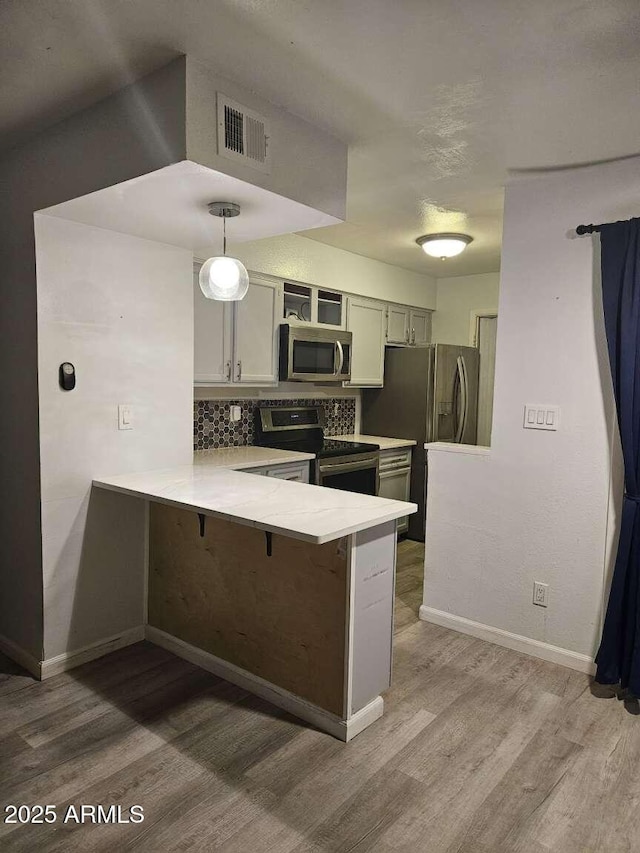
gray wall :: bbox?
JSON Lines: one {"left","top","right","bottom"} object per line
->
{"left": 0, "top": 57, "right": 187, "bottom": 663}
{"left": 186, "top": 59, "right": 347, "bottom": 220}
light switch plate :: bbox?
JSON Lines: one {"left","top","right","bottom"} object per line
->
{"left": 523, "top": 404, "right": 559, "bottom": 431}
{"left": 118, "top": 404, "right": 133, "bottom": 430}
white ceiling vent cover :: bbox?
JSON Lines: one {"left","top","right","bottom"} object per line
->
{"left": 217, "top": 94, "right": 271, "bottom": 173}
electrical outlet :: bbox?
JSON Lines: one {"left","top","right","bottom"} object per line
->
{"left": 533, "top": 581, "right": 549, "bottom": 607}
{"left": 230, "top": 405, "right": 242, "bottom": 423}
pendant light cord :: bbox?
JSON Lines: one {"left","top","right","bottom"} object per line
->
{"left": 223, "top": 217, "right": 227, "bottom": 256}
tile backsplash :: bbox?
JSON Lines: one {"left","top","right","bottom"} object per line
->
{"left": 194, "top": 397, "right": 357, "bottom": 450}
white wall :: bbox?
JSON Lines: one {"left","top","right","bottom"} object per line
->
{"left": 422, "top": 158, "right": 637, "bottom": 660}
{"left": 35, "top": 216, "right": 193, "bottom": 660}
{"left": 233, "top": 233, "right": 437, "bottom": 310}
{"left": 0, "top": 58, "right": 186, "bottom": 664}
{"left": 432, "top": 272, "right": 500, "bottom": 345}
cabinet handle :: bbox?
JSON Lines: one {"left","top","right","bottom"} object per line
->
{"left": 237, "top": 360, "right": 242, "bottom": 381}
{"left": 380, "top": 462, "right": 411, "bottom": 472}
{"left": 380, "top": 457, "right": 410, "bottom": 467}
{"left": 225, "top": 361, "right": 231, "bottom": 381}
{"left": 411, "top": 328, "right": 416, "bottom": 344}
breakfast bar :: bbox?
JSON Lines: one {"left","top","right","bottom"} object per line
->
{"left": 93, "top": 465, "right": 417, "bottom": 740}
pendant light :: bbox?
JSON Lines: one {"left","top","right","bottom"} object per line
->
{"left": 199, "top": 202, "right": 250, "bottom": 301}
{"left": 416, "top": 233, "right": 473, "bottom": 259}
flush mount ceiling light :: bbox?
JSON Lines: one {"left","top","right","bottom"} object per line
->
{"left": 416, "top": 233, "right": 473, "bottom": 260}
{"left": 199, "top": 202, "right": 249, "bottom": 301}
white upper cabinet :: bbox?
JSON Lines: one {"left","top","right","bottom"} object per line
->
{"left": 386, "top": 303, "right": 432, "bottom": 347}
{"left": 409, "top": 308, "right": 431, "bottom": 346}
{"left": 345, "top": 296, "right": 386, "bottom": 387}
{"left": 194, "top": 267, "right": 281, "bottom": 386}
{"left": 283, "top": 281, "right": 344, "bottom": 328}
{"left": 233, "top": 276, "right": 282, "bottom": 384}
{"left": 194, "top": 269, "right": 233, "bottom": 384}
{"left": 386, "top": 305, "right": 410, "bottom": 344}
{"left": 195, "top": 261, "right": 432, "bottom": 387}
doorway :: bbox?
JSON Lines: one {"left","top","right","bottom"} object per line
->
{"left": 474, "top": 314, "right": 498, "bottom": 446}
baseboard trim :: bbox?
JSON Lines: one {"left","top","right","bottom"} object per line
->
{"left": 40, "top": 626, "right": 145, "bottom": 680}
{"left": 345, "top": 696, "right": 384, "bottom": 740}
{"left": 145, "top": 625, "right": 382, "bottom": 741}
{"left": 419, "top": 606, "right": 596, "bottom": 675}
{"left": 0, "top": 633, "right": 41, "bottom": 679}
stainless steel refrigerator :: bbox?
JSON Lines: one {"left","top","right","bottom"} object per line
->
{"left": 362, "top": 344, "right": 479, "bottom": 541}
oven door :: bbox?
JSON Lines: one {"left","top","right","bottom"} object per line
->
{"left": 316, "top": 452, "right": 379, "bottom": 496}
{"left": 280, "top": 325, "right": 352, "bottom": 383}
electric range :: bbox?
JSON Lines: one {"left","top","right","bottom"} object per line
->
{"left": 255, "top": 406, "right": 380, "bottom": 495}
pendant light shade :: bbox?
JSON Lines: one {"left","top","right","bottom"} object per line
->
{"left": 199, "top": 256, "right": 249, "bottom": 301}
{"left": 199, "top": 201, "right": 249, "bottom": 301}
{"left": 416, "top": 233, "right": 473, "bottom": 259}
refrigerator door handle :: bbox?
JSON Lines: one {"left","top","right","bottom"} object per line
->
{"left": 461, "top": 355, "right": 469, "bottom": 440}
{"left": 452, "top": 360, "right": 460, "bottom": 439}
{"left": 454, "top": 355, "right": 468, "bottom": 443}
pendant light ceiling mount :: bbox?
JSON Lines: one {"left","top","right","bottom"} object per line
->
{"left": 416, "top": 233, "right": 473, "bottom": 260}
{"left": 207, "top": 201, "right": 241, "bottom": 219}
{"left": 199, "top": 201, "right": 249, "bottom": 301}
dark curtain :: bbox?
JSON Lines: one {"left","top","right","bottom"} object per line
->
{"left": 595, "top": 217, "right": 640, "bottom": 695}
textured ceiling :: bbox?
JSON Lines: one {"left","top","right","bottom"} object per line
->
{"left": 2, "top": 0, "right": 640, "bottom": 277}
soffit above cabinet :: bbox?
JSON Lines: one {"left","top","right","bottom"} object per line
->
{"left": 38, "top": 160, "right": 340, "bottom": 250}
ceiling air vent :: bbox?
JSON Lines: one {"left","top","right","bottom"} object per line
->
{"left": 217, "top": 94, "right": 271, "bottom": 173}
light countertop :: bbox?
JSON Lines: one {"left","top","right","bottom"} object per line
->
{"left": 194, "top": 446, "right": 314, "bottom": 469}
{"left": 332, "top": 434, "right": 417, "bottom": 451}
{"left": 93, "top": 465, "right": 417, "bottom": 545}
{"left": 425, "top": 442, "right": 491, "bottom": 455}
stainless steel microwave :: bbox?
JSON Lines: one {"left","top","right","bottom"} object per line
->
{"left": 279, "top": 324, "right": 352, "bottom": 382}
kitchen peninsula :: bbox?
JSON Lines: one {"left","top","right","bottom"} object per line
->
{"left": 94, "top": 461, "right": 417, "bottom": 741}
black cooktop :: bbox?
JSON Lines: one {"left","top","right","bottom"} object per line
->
{"left": 264, "top": 437, "right": 379, "bottom": 459}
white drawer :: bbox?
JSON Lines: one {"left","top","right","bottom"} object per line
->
{"left": 246, "top": 461, "right": 310, "bottom": 483}
{"left": 378, "top": 447, "right": 412, "bottom": 471}
{"left": 265, "top": 462, "right": 310, "bottom": 483}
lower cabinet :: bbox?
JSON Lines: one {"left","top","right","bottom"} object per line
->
{"left": 377, "top": 448, "right": 412, "bottom": 534}
{"left": 246, "top": 461, "right": 310, "bottom": 483}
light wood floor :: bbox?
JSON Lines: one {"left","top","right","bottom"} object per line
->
{"left": 1, "top": 541, "right": 638, "bottom": 852}
{"left": 393, "top": 537, "right": 425, "bottom": 635}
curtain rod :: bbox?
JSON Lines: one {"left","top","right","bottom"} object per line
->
{"left": 576, "top": 218, "right": 638, "bottom": 235}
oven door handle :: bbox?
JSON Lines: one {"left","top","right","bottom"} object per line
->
{"left": 319, "top": 459, "right": 379, "bottom": 476}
